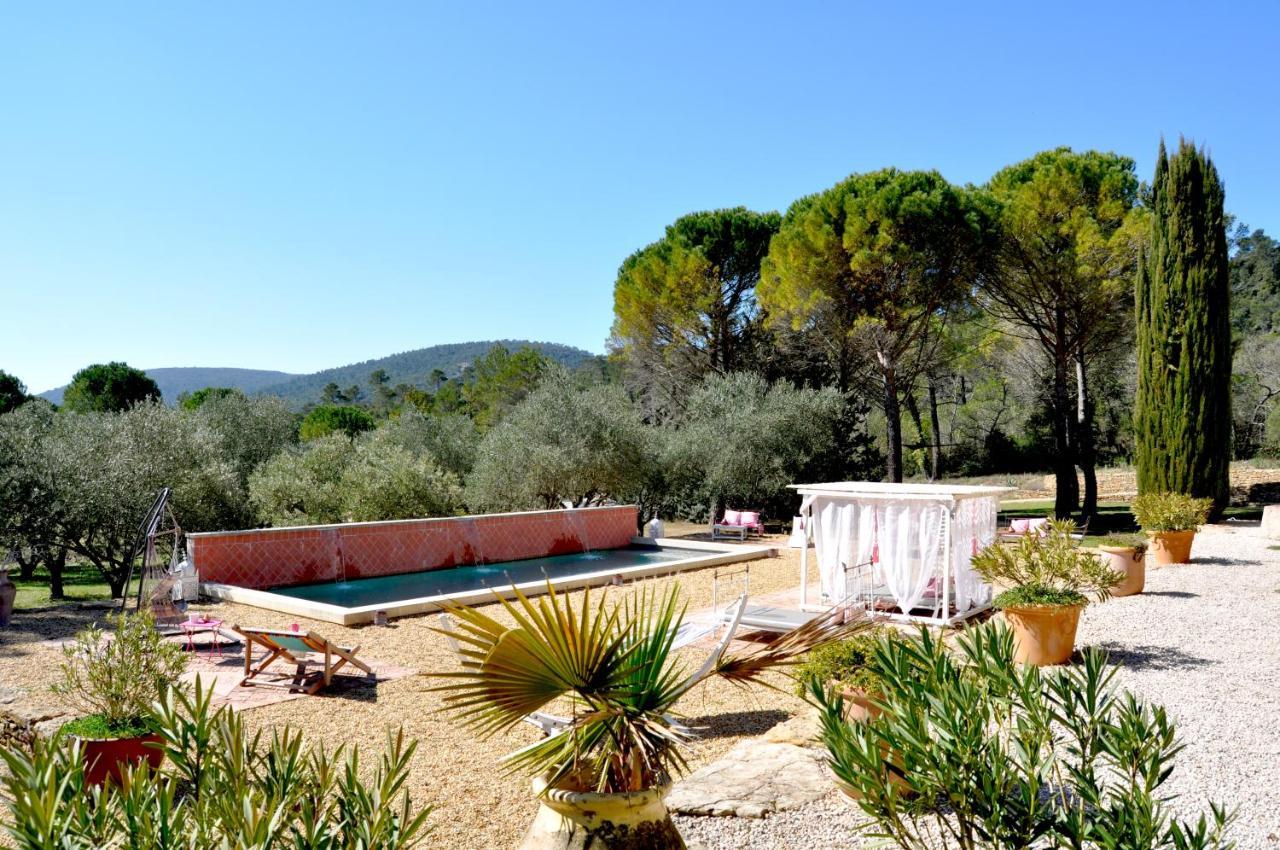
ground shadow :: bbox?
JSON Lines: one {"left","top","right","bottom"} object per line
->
{"left": 0, "top": 605, "right": 110, "bottom": 652}
{"left": 1139, "top": 590, "right": 1198, "bottom": 599}
{"left": 1194, "top": 556, "right": 1259, "bottom": 567}
{"left": 679, "top": 709, "right": 791, "bottom": 740}
{"left": 1085, "top": 641, "right": 1214, "bottom": 672}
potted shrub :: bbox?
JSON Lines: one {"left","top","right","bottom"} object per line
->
{"left": 972, "top": 519, "right": 1123, "bottom": 666}
{"left": 1093, "top": 533, "right": 1148, "bottom": 596}
{"left": 432, "top": 584, "right": 863, "bottom": 850}
{"left": 1131, "top": 492, "right": 1213, "bottom": 567}
{"left": 813, "top": 623, "right": 1235, "bottom": 847}
{"left": 51, "top": 609, "right": 187, "bottom": 785}
{"left": 795, "top": 628, "right": 896, "bottom": 723}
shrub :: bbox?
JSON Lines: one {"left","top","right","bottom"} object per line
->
{"left": 1, "top": 679, "right": 432, "bottom": 848}
{"left": 813, "top": 623, "right": 1235, "bottom": 849}
{"left": 1131, "top": 492, "right": 1213, "bottom": 532}
{"left": 52, "top": 610, "right": 187, "bottom": 738}
{"left": 972, "top": 518, "right": 1123, "bottom": 609}
{"left": 299, "top": 404, "right": 376, "bottom": 441}
{"left": 793, "top": 628, "right": 897, "bottom": 697}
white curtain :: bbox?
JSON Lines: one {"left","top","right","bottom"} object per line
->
{"left": 812, "top": 497, "right": 855, "bottom": 602}
{"left": 951, "top": 495, "right": 998, "bottom": 611}
{"left": 875, "top": 501, "right": 944, "bottom": 614}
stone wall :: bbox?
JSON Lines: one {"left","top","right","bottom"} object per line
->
{"left": 1039, "top": 464, "right": 1280, "bottom": 504}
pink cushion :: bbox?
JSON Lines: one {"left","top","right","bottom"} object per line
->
{"left": 723, "top": 510, "right": 742, "bottom": 525}
{"left": 739, "top": 511, "right": 760, "bottom": 527}
{"left": 1029, "top": 518, "right": 1050, "bottom": 535}
{"left": 1011, "top": 518, "right": 1031, "bottom": 533}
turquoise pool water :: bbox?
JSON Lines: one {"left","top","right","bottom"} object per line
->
{"left": 271, "top": 545, "right": 706, "bottom": 609}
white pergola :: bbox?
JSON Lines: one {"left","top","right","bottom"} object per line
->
{"left": 791, "top": 481, "right": 1012, "bottom": 627}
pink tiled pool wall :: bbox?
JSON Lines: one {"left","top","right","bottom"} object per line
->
{"left": 189, "top": 506, "right": 640, "bottom": 590}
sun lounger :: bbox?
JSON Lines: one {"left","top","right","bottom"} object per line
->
{"left": 233, "top": 626, "right": 373, "bottom": 695}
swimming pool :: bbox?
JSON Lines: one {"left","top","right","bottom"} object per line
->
{"left": 202, "top": 537, "right": 774, "bottom": 624}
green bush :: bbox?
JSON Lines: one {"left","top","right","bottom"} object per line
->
{"left": 299, "top": 404, "right": 376, "bottom": 441}
{"left": 1131, "top": 492, "right": 1213, "bottom": 532}
{"left": 793, "top": 628, "right": 897, "bottom": 697}
{"left": 1, "top": 679, "right": 432, "bottom": 848}
{"left": 972, "top": 519, "right": 1123, "bottom": 610}
{"left": 813, "top": 624, "right": 1234, "bottom": 849}
{"left": 51, "top": 610, "right": 187, "bottom": 737}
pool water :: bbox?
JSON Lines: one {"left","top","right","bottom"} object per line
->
{"left": 271, "top": 545, "right": 706, "bottom": 609}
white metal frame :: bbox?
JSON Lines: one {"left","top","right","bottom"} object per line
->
{"left": 792, "top": 481, "right": 1012, "bottom": 628}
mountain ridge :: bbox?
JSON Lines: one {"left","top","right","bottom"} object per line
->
{"left": 38, "top": 340, "right": 598, "bottom": 408}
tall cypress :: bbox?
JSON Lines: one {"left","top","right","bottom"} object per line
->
{"left": 1135, "top": 139, "right": 1232, "bottom": 512}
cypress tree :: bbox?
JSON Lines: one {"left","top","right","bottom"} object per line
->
{"left": 1135, "top": 139, "right": 1232, "bottom": 512}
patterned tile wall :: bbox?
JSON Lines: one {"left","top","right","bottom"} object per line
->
{"left": 190, "top": 506, "right": 639, "bottom": 589}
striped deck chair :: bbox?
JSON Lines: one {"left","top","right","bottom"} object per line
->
{"left": 233, "top": 626, "right": 374, "bottom": 695}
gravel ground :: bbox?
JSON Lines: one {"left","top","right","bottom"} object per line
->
{"left": 4, "top": 524, "right": 1278, "bottom": 849}
{"left": 0, "top": 532, "right": 809, "bottom": 850}
{"left": 676, "top": 522, "right": 1280, "bottom": 850}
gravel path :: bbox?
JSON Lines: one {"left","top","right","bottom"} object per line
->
{"left": 676, "top": 523, "right": 1280, "bottom": 850}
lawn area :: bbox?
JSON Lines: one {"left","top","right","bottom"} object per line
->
{"left": 998, "top": 499, "right": 1263, "bottom": 542}
{"left": 10, "top": 561, "right": 114, "bottom": 609}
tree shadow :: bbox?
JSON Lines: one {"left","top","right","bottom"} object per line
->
{"left": 1085, "top": 641, "right": 1214, "bottom": 672}
{"left": 0, "top": 606, "right": 108, "bottom": 653}
{"left": 679, "top": 709, "right": 792, "bottom": 740}
{"left": 1194, "top": 557, "right": 1259, "bottom": 567}
{"left": 1139, "top": 590, "right": 1198, "bottom": 599}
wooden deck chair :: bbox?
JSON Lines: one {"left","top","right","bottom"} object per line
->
{"left": 233, "top": 626, "right": 374, "bottom": 695}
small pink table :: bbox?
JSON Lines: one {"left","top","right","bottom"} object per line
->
{"left": 181, "top": 618, "right": 225, "bottom": 658}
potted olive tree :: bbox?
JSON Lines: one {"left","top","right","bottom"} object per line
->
{"left": 433, "top": 584, "right": 863, "bottom": 850}
{"left": 1093, "top": 533, "right": 1148, "bottom": 596}
{"left": 1131, "top": 492, "right": 1213, "bottom": 567}
{"left": 52, "top": 609, "right": 187, "bottom": 785}
{"left": 972, "top": 519, "right": 1123, "bottom": 666}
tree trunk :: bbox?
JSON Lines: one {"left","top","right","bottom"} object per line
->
{"left": 881, "top": 362, "right": 903, "bottom": 483}
{"left": 46, "top": 547, "right": 67, "bottom": 601}
{"left": 1075, "top": 354, "right": 1099, "bottom": 521}
{"left": 927, "top": 378, "right": 943, "bottom": 481}
{"left": 15, "top": 550, "right": 38, "bottom": 581}
{"left": 1051, "top": 332, "right": 1078, "bottom": 518}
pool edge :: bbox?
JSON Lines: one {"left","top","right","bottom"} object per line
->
{"left": 202, "top": 539, "right": 776, "bottom": 625}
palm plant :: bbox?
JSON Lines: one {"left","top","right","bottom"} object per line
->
{"left": 432, "top": 582, "right": 866, "bottom": 795}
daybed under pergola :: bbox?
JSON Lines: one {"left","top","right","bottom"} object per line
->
{"left": 792, "top": 481, "right": 1012, "bottom": 627}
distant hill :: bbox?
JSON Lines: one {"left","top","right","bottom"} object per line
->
{"left": 40, "top": 341, "right": 597, "bottom": 408}
{"left": 40, "top": 367, "right": 298, "bottom": 406}
{"left": 256, "top": 340, "right": 595, "bottom": 407}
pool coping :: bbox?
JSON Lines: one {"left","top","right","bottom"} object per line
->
{"left": 201, "top": 537, "right": 776, "bottom": 625}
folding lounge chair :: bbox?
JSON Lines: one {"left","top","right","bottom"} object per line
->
{"left": 234, "top": 626, "right": 374, "bottom": 695}
{"left": 436, "top": 592, "right": 750, "bottom": 737}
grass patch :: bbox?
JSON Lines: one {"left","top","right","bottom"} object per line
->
{"left": 59, "top": 713, "right": 155, "bottom": 740}
{"left": 998, "top": 501, "right": 1135, "bottom": 542}
{"left": 11, "top": 561, "right": 114, "bottom": 610}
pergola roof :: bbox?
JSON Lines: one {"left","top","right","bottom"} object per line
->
{"left": 789, "top": 481, "right": 1014, "bottom": 502}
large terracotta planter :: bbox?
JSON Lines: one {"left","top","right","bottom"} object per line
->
{"left": 1147, "top": 530, "right": 1196, "bottom": 567}
{"left": 521, "top": 774, "right": 684, "bottom": 850}
{"left": 1001, "top": 604, "right": 1083, "bottom": 666}
{"left": 1097, "top": 546, "right": 1145, "bottom": 596}
{"left": 74, "top": 733, "right": 165, "bottom": 786}
{"left": 839, "top": 685, "right": 883, "bottom": 723}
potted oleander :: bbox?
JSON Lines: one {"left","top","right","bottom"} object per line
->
{"left": 433, "top": 584, "right": 863, "bottom": 850}
{"left": 972, "top": 519, "right": 1123, "bottom": 666}
{"left": 1093, "top": 533, "right": 1148, "bottom": 596}
{"left": 1131, "top": 492, "right": 1213, "bottom": 567}
{"left": 52, "top": 609, "right": 187, "bottom": 785}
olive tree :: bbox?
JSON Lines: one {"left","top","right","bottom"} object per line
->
{"left": 378, "top": 407, "right": 479, "bottom": 479}
{"left": 0, "top": 403, "right": 70, "bottom": 593}
{"left": 466, "top": 371, "right": 655, "bottom": 512}
{"left": 663, "top": 372, "right": 843, "bottom": 522}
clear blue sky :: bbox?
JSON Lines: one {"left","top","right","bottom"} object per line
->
{"left": 2, "top": 1, "right": 1276, "bottom": 393}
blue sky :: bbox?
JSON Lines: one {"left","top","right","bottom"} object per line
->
{"left": 2, "top": 1, "right": 1276, "bottom": 393}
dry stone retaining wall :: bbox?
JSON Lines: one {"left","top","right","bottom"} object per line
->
{"left": 0, "top": 685, "right": 75, "bottom": 754}
{"left": 1039, "top": 465, "right": 1280, "bottom": 503}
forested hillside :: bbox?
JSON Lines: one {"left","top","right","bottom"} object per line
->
{"left": 40, "top": 367, "right": 296, "bottom": 406}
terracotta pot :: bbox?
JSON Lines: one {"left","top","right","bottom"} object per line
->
{"left": 1001, "top": 604, "right": 1083, "bottom": 666}
{"left": 1147, "top": 530, "right": 1196, "bottom": 567}
{"left": 839, "top": 685, "right": 882, "bottom": 723}
{"left": 74, "top": 733, "right": 165, "bottom": 786}
{"left": 1097, "top": 546, "right": 1145, "bottom": 596}
{"left": 521, "top": 774, "right": 684, "bottom": 850}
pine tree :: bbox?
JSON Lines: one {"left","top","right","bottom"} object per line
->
{"left": 1135, "top": 139, "right": 1232, "bottom": 512}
